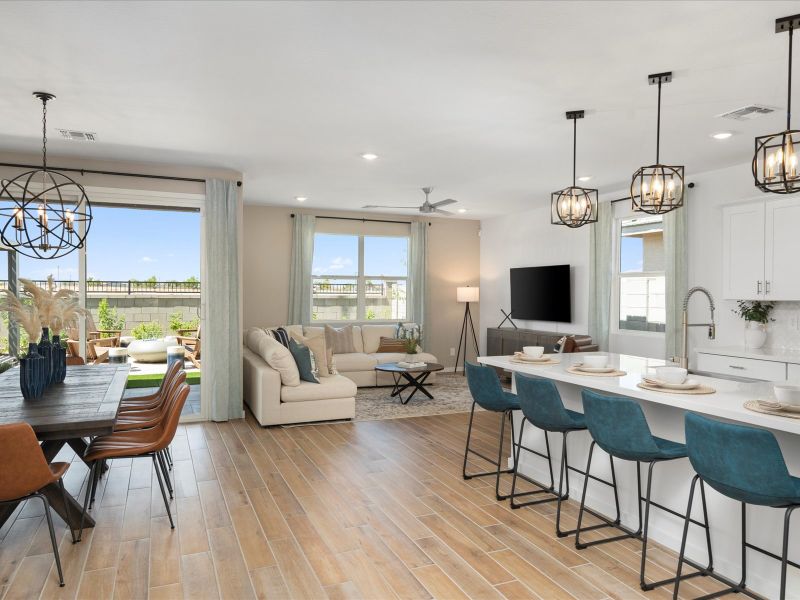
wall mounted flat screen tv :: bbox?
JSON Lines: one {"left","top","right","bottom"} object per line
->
{"left": 510, "top": 264, "right": 571, "bottom": 322}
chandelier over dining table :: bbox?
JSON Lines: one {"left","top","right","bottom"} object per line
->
{"left": 0, "top": 92, "right": 92, "bottom": 259}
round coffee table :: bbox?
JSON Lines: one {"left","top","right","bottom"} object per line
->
{"left": 375, "top": 362, "right": 444, "bottom": 404}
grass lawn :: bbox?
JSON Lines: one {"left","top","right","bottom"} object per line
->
{"left": 127, "top": 370, "right": 201, "bottom": 389}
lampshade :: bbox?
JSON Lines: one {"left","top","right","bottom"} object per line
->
{"left": 457, "top": 286, "right": 479, "bottom": 303}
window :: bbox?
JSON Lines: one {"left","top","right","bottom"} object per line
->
{"left": 312, "top": 233, "right": 408, "bottom": 321}
{"left": 616, "top": 215, "right": 665, "bottom": 333}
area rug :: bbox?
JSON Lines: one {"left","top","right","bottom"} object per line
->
{"left": 355, "top": 372, "right": 474, "bottom": 421}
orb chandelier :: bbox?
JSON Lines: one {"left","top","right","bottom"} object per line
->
{"left": 550, "top": 110, "right": 598, "bottom": 228}
{"left": 0, "top": 92, "right": 92, "bottom": 259}
{"left": 631, "top": 72, "right": 684, "bottom": 215}
{"left": 753, "top": 14, "right": 800, "bottom": 195}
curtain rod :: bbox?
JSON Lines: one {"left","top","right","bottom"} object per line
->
{"left": 290, "top": 213, "right": 430, "bottom": 225}
{"left": 0, "top": 162, "right": 242, "bottom": 187}
{"left": 609, "top": 181, "right": 694, "bottom": 204}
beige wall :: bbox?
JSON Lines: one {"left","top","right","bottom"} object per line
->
{"left": 242, "top": 205, "right": 481, "bottom": 369}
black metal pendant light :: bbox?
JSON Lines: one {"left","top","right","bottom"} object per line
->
{"left": 551, "top": 110, "right": 598, "bottom": 228}
{"left": 753, "top": 14, "right": 800, "bottom": 195}
{"left": 0, "top": 92, "right": 92, "bottom": 259}
{"left": 631, "top": 72, "right": 684, "bottom": 215}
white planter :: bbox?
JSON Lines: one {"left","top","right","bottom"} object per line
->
{"left": 744, "top": 322, "right": 768, "bottom": 349}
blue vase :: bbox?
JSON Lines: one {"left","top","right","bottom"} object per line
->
{"left": 37, "top": 327, "right": 53, "bottom": 387}
{"left": 20, "top": 343, "right": 46, "bottom": 399}
{"left": 51, "top": 335, "right": 66, "bottom": 384}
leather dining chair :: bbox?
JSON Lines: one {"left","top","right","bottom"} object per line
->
{"left": 0, "top": 423, "right": 76, "bottom": 587}
{"left": 78, "top": 380, "right": 190, "bottom": 540}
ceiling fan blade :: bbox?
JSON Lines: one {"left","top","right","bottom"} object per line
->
{"left": 362, "top": 205, "right": 420, "bottom": 209}
{"left": 431, "top": 198, "right": 457, "bottom": 208}
{"left": 434, "top": 209, "right": 454, "bottom": 216}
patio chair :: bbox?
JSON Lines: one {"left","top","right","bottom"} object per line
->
{"left": 67, "top": 313, "right": 121, "bottom": 364}
{"left": 176, "top": 324, "right": 201, "bottom": 369}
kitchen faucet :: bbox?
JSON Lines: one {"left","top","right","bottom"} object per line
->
{"left": 674, "top": 286, "right": 716, "bottom": 369}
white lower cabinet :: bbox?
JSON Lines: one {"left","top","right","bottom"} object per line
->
{"left": 696, "top": 352, "right": 787, "bottom": 382}
{"left": 789, "top": 363, "right": 800, "bottom": 383}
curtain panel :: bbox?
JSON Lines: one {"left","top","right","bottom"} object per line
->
{"left": 664, "top": 194, "right": 689, "bottom": 361}
{"left": 588, "top": 201, "right": 613, "bottom": 351}
{"left": 204, "top": 179, "right": 243, "bottom": 421}
{"left": 288, "top": 214, "right": 316, "bottom": 325}
{"left": 408, "top": 221, "right": 427, "bottom": 329}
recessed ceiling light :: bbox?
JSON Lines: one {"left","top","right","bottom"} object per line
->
{"left": 577, "top": 175, "right": 593, "bottom": 182}
{"left": 360, "top": 153, "right": 379, "bottom": 161}
{"left": 295, "top": 196, "right": 307, "bottom": 202}
{"left": 710, "top": 131, "right": 733, "bottom": 140}
{"left": 457, "top": 208, "right": 467, "bottom": 213}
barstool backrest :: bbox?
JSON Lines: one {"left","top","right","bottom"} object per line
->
{"left": 581, "top": 390, "right": 661, "bottom": 460}
{"left": 465, "top": 362, "right": 513, "bottom": 412}
{"left": 685, "top": 412, "right": 797, "bottom": 506}
{"left": 515, "top": 374, "right": 573, "bottom": 430}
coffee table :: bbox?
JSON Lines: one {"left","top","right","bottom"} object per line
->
{"left": 375, "top": 362, "right": 444, "bottom": 404}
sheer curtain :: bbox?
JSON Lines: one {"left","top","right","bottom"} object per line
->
{"left": 664, "top": 194, "right": 688, "bottom": 361}
{"left": 408, "top": 221, "right": 427, "bottom": 328}
{"left": 588, "top": 201, "right": 613, "bottom": 350}
{"left": 205, "top": 179, "right": 243, "bottom": 421}
{"left": 288, "top": 214, "right": 315, "bottom": 325}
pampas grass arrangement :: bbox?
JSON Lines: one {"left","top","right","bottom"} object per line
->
{"left": 0, "top": 290, "right": 43, "bottom": 344}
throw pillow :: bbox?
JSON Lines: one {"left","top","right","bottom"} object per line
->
{"left": 325, "top": 324, "right": 357, "bottom": 354}
{"left": 290, "top": 329, "right": 332, "bottom": 377}
{"left": 255, "top": 334, "right": 300, "bottom": 386}
{"left": 376, "top": 336, "right": 407, "bottom": 353}
{"left": 272, "top": 327, "right": 291, "bottom": 348}
{"left": 289, "top": 339, "right": 319, "bottom": 384}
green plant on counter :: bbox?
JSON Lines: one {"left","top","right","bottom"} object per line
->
{"left": 132, "top": 321, "right": 163, "bottom": 340}
{"left": 732, "top": 300, "right": 775, "bottom": 324}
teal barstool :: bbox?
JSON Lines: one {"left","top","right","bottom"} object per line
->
{"left": 463, "top": 362, "right": 521, "bottom": 500}
{"left": 577, "top": 390, "right": 714, "bottom": 591}
{"left": 675, "top": 413, "right": 800, "bottom": 600}
{"left": 510, "top": 374, "right": 622, "bottom": 538}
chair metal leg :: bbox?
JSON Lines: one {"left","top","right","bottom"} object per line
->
{"left": 508, "top": 418, "right": 562, "bottom": 509}
{"left": 462, "top": 403, "right": 514, "bottom": 487}
{"left": 152, "top": 454, "right": 175, "bottom": 528}
{"left": 509, "top": 417, "right": 525, "bottom": 505}
{"left": 157, "top": 451, "right": 173, "bottom": 499}
{"left": 37, "top": 493, "right": 65, "bottom": 587}
{"left": 90, "top": 458, "right": 101, "bottom": 508}
{"left": 673, "top": 474, "right": 698, "bottom": 600}
{"left": 494, "top": 410, "right": 509, "bottom": 500}
{"left": 165, "top": 446, "right": 174, "bottom": 469}
{"left": 555, "top": 432, "right": 572, "bottom": 537}
{"left": 78, "top": 462, "right": 96, "bottom": 542}
{"left": 574, "top": 441, "right": 594, "bottom": 549}
{"left": 780, "top": 506, "right": 796, "bottom": 600}
{"left": 57, "top": 478, "right": 77, "bottom": 544}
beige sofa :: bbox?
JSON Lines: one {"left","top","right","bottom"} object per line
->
{"left": 243, "top": 324, "right": 438, "bottom": 426}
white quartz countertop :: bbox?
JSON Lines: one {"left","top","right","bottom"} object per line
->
{"left": 695, "top": 345, "right": 800, "bottom": 365}
{"left": 478, "top": 353, "right": 800, "bottom": 436}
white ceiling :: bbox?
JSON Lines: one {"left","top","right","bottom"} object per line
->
{"left": 0, "top": 1, "right": 798, "bottom": 217}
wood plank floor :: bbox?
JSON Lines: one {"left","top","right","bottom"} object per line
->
{"left": 0, "top": 409, "right": 731, "bottom": 600}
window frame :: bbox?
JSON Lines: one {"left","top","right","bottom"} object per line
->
{"left": 611, "top": 211, "right": 666, "bottom": 338}
{"left": 311, "top": 232, "right": 410, "bottom": 323}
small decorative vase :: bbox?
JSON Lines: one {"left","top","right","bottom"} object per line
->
{"left": 744, "top": 321, "right": 767, "bottom": 349}
{"left": 37, "top": 327, "right": 53, "bottom": 387}
{"left": 404, "top": 353, "right": 418, "bottom": 363}
{"left": 51, "top": 335, "right": 67, "bottom": 384}
{"left": 20, "top": 342, "right": 46, "bottom": 399}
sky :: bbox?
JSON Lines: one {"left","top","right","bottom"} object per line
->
{"left": 620, "top": 236, "right": 643, "bottom": 273}
{"left": 312, "top": 234, "right": 408, "bottom": 278}
{"left": 9, "top": 206, "right": 201, "bottom": 282}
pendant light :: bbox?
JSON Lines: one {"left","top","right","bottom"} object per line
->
{"left": 0, "top": 92, "right": 92, "bottom": 259}
{"left": 753, "top": 14, "right": 800, "bottom": 194}
{"left": 631, "top": 72, "right": 684, "bottom": 214}
{"left": 551, "top": 110, "right": 598, "bottom": 228}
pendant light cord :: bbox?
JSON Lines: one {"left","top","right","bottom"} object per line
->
{"left": 572, "top": 116, "right": 577, "bottom": 187}
{"left": 656, "top": 78, "right": 662, "bottom": 164}
{"left": 788, "top": 24, "right": 794, "bottom": 131}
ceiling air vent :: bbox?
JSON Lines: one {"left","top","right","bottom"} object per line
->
{"left": 56, "top": 128, "right": 97, "bottom": 142}
{"left": 716, "top": 105, "right": 776, "bottom": 121}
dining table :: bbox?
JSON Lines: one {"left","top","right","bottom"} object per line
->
{"left": 0, "top": 363, "right": 130, "bottom": 530}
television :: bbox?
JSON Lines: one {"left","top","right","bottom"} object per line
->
{"left": 510, "top": 265, "right": 571, "bottom": 322}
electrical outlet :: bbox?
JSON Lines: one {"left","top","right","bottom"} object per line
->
{"left": 450, "top": 347, "right": 456, "bottom": 356}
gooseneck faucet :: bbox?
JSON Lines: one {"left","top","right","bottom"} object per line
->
{"left": 674, "top": 286, "right": 716, "bottom": 369}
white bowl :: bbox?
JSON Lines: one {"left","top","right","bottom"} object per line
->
{"left": 774, "top": 384, "right": 800, "bottom": 406}
{"left": 655, "top": 366, "right": 688, "bottom": 384}
{"left": 582, "top": 355, "right": 609, "bottom": 369}
{"left": 523, "top": 346, "right": 544, "bottom": 358}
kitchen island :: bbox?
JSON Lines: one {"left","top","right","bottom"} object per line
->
{"left": 478, "top": 353, "right": 800, "bottom": 599}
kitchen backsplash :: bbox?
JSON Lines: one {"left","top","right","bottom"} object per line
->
{"left": 767, "top": 301, "right": 800, "bottom": 352}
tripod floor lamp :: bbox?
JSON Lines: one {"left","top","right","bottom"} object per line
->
{"left": 454, "top": 286, "right": 480, "bottom": 374}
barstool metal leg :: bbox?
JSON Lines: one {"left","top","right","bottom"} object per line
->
{"left": 673, "top": 474, "right": 698, "bottom": 600}
{"left": 494, "top": 409, "right": 509, "bottom": 500}
{"left": 508, "top": 418, "right": 563, "bottom": 509}
{"left": 780, "top": 506, "right": 797, "bottom": 600}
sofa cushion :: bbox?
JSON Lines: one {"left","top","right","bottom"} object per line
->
{"left": 334, "top": 352, "right": 378, "bottom": 372}
{"left": 281, "top": 374, "right": 357, "bottom": 403}
{"left": 292, "top": 329, "right": 332, "bottom": 377}
{"left": 352, "top": 326, "right": 364, "bottom": 353}
{"left": 361, "top": 325, "right": 399, "bottom": 354}
{"left": 376, "top": 336, "right": 407, "bottom": 353}
{"left": 325, "top": 324, "right": 357, "bottom": 354}
{"left": 371, "top": 352, "right": 438, "bottom": 365}
{"left": 289, "top": 339, "right": 319, "bottom": 384}
{"left": 253, "top": 332, "right": 300, "bottom": 386}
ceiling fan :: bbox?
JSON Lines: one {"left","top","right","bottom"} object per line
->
{"left": 363, "top": 187, "right": 457, "bottom": 215}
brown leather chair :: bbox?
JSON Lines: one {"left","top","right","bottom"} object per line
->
{"left": 79, "top": 381, "right": 190, "bottom": 539}
{"left": 118, "top": 360, "right": 183, "bottom": 412}
{"left": 0, "top": 423, "right": 76, "bottom": 587}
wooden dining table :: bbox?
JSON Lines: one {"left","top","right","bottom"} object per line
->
{"left": 0, "top": 363, "right": 130, "bottom": 530}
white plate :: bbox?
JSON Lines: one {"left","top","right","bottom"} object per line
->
{"left": 573, "top": 365, "right": 616, "bottom": 373}
{"left": 513, "top": 354, "right": 551, "bottom": 363}
{"left": 643, "top": 378, "right": 700, "bottom": 390}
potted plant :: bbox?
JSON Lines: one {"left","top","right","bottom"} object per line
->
{"left": 732, "top": 300, "right": 775, "bottom": 349}
{"left": 399, "top": 325, "right": 422, "bottom": 362}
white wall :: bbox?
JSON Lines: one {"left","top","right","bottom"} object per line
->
{"left": 480, "top": 160, "right": 800, "bottom": 364}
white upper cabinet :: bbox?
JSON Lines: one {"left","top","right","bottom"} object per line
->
{"left": 723, "top": 198, "right": 800, "bottom": 300}
{"left": 764, "top": 197, "right": 800, "bottom": 300}
{"left": 722, "top": 201, "right": 765, "bottom": 300}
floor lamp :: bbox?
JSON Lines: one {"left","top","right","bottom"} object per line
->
{"left": 454, "top": 286, "right": 480, "bottom": 374}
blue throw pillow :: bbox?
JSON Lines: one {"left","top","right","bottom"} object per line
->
{"left": 288, "top": 338, "right": 319, "bottom": 384}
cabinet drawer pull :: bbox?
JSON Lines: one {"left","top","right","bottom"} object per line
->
{"left": 729, "top": 365, "right": 746, "bottom": 370}
{"left": 757, "top": 281, "right": 762, "bottom": 294}
{"left": 766, "top": 280, "right": 771, "bottom": 294}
